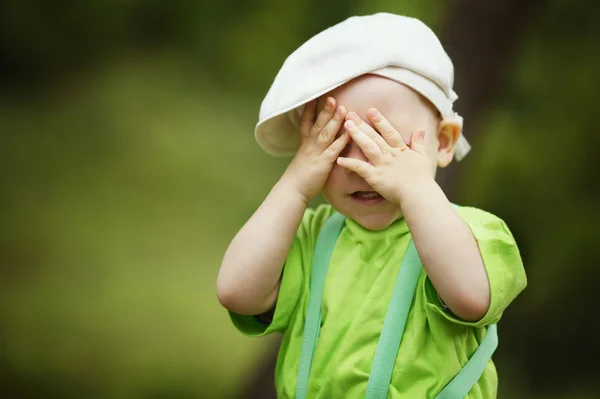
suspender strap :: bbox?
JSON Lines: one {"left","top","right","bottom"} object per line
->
{"left": 434, "top": 324, "right": 498, "bottom": 399}
{"left": 295, "top": 211, "right": 498, "bottom": 399}
{"left": 295, "top": 212, "right": 346, "bottom": 399}
{"left": 365, "top": 239, "right": 422, "bottom": 399}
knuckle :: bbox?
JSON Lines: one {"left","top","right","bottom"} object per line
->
{"left": 324, "top": 147, "right": 341, "bottom": 161}
{"left": 319, "top": 107, "right": 333, "bottom": 119}
{"left": 382, "top": 127, "right": 396, "bottom": 137}
{"left": 367, "top": 132, "right": 379, "bottom": 142}
{"left": 317, "top": 130, "right": 331, "bottom": 142}
{"left": 371, "top": 118, "right": 384, "bottom": 129}
{"left": 329, "top": 138, "right": 344, "bottom": 151}
{"left": 332, "top": 112, "right": 344, "bottom": 124}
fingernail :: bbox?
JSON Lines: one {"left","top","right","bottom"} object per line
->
{"left": 337, "top": 105, "right": 345, "bottom": 114}
{"left": 345, "top": 120, "right": 355, "bottom": 129}
{"left": 368, "top": 108, "right": 378, "bottom": 117}
{"left": 346, "top": 112, "right": 356, "bottom": 120}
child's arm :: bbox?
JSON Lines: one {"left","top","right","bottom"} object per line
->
{"left": 400, "top": 182, "right": 490, "bottom": 322}
{"left": 216, "top": 178, "right": 307, "bottom": 316}
{"left": 217, "top": 98, "right": 349, "bottom": 316}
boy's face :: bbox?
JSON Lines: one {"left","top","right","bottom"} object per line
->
{"left": 318, "top": 74, "right": 443, "bottom": 230}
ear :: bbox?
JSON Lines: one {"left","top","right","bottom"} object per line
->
{"left": 436, "top": 118, "right": 461, "bottom": 168}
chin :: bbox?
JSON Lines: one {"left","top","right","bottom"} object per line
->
{"left": 351, "top": 212, "right": 401, "bottom": 231}
{"left": 329, "top": 198, "right": 402, "bottom": 231}
{"left": 324, "top": 190, "right": 403, "bottom": 230}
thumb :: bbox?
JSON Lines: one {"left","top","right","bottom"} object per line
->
{"left": 410, "top": 129, "right": 427, "bottom": 155}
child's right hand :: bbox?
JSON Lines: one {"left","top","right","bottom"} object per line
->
{"left": 218, "top": 97, "right": 347, "bottom": 316}
{"left": 284, "top": 97, "right": 350, "bottom": 202}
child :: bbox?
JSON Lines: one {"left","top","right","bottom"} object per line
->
{"left": 217, "top": 13, "right": 526, "bottom": 399}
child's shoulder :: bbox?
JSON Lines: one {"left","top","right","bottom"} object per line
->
{"left": 455, "top": 204, "right": 515, "bottom": 238}
{"left": 455, "top": 204, "right": 500, "bottom": 218}
{"left": 290, "top": 204, "right": 337, "bottom": 253}
{"left": 300, "top": 203, "right": 336, "bottom": 234}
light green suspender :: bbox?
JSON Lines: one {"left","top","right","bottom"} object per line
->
{"left": 295, "top": 212, "right": 498, "bottom": 399}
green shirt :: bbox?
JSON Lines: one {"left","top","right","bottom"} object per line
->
{"left": 230, "top": 204, "right": 526, "bottom": 398}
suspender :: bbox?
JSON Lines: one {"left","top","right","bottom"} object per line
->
{"left": 296, "top": 212, "right": 346, "bottom": 399}
{"left": 295, "top": 212, "right": 498, "bottom": 399}
{"left": 365, "top": 239, "right": 422, "bottom": 399}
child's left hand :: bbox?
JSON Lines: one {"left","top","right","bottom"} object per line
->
{"left": 337, "top": 108, "right": 435, "bottom": 205}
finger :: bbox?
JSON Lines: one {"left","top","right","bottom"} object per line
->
{"left": 345, "top": 112, "right": 388, "bottom": 150}
{"left": 410, "top": 129, "right": 427, "bottom": 155}
{"left": 299, "top": 100, "right": 317, "bottom": 136}
{"left": 367, "top": 108, "right": 406, "bottom": 149}
{"left": 344, "top": 120, "right": 383, "bottom": 163}
{"left": 336, "top": 157, "right": 376, "bottom": 179}
{"left": 311, "top": 97, "right": 336, "bottom": 137}
{"left": 317, "top": 105, "right": 347, "bottom": 146}
{"left": 322, "top": 131, "right": 350, "bottom": 162}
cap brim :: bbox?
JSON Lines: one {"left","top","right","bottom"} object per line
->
{"left": 255, "top": 68, "right": 470, "bottom": 160}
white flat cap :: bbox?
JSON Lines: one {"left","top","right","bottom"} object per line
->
{"left": 255, "top": 13, "right": 471, "bottom": 160}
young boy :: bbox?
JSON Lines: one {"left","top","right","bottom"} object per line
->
{"left": 217, "top": 13, "right": 526, "bottom": 399}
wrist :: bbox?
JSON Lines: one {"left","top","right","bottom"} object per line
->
{"left": 276, "top": 174, "right": 311, "bottom": 205}
{"left": 397, "top": 176, "right": 442, "bottom": 210}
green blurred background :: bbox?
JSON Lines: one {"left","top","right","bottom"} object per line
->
{"left": 1, "top": 0, "right": 598, "bottom": 398}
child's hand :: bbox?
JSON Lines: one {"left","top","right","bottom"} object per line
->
{"left": 336, "top": 108, "right": 434, "bottom": 205}
{"left": 284, "top": 97, "right": 350, "bottom": 202}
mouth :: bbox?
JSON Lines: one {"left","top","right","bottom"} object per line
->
{"left": 349, "top": 191, "right": 385, "bottom": 205}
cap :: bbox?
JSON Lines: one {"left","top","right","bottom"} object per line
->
{"left": 255, "top": 13, "right": 471, "bottom": 160}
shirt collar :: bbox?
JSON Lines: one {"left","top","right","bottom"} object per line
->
{"left": 343, "top": 215, "right": 410, "bottom": 240}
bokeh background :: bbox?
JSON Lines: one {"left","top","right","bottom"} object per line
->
{"left": 1, "top": 0, "right": 599, "bottom": 398}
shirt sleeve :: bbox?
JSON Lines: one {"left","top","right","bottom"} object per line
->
{"left": 424, "top": 206, "right": 527, "bottom": 328}
{"left": 228, "top": 204, "right": 335, "bottom": 337}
